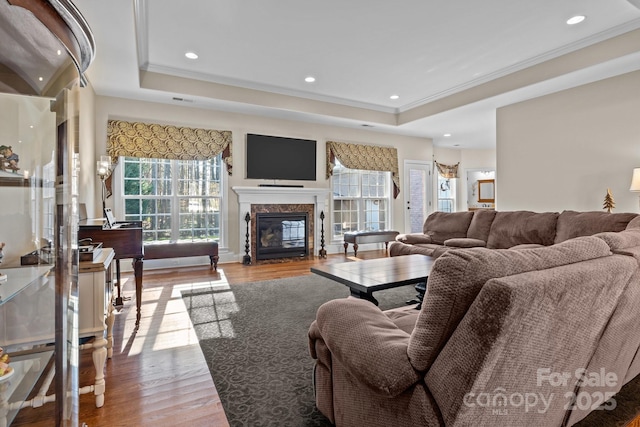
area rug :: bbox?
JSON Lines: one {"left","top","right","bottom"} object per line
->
{"left": 181, "top": 273, "right": 418, "bottom": 427}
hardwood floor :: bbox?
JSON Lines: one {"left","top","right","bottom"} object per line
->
{"left": 11, "top": 250, "right": 385, "bottom": 426}
{"left": 10, "top": 249, "right": 640, "bottom": 426}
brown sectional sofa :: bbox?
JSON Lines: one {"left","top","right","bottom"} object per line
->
{"left": 309, "top": 227, "right": 640, "bottom": 426}
{"left": 389, "top": 210, "right": 640, "bottom": 258}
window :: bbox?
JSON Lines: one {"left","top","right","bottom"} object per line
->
{"left": 331, "top": 160, "right": 390, "bottom": 239}
{"left": 121, "top": 155, "right": 223, "bottom": 244}
{"left": 437, "top": 175, "right": 456, "bottom": 212}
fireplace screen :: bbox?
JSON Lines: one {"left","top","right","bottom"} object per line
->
{"left": 256, "top": 212, "right": 309, "bottom": 260}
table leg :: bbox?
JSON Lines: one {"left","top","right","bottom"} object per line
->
{"left": 133, "top": 257, "right": 144, "bottom": 325}
{"left": 406, "top": 281, "right": 427, "bottom": 310}
{"left": 114, "top": 259, "right": 124, "bottom": 307}
{"left": 349, "top": 288, "right": 379, "bottom": 306}
{"left": 106, "top": 302, "right": 114, "bottom": 358}
{"left": 91, "top": 338, "right": 107, "bottom": 408}
{"left": 343, "top": 242, "right": 348, "bottom": 255}
{"left": 209, "top": 254, "right": 219, "bottom": 271}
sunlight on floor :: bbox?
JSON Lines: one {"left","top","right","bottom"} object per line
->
{"left": 176, "top": 270, "right": 239, "bottom": 340}
{"left": 116, "top": 269, "right": 240, "bottom": 356}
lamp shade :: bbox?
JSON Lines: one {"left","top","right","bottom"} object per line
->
{"left": 630, "top": 168, "right": 640, "bottom": 192}
{"left": 96, "top": 155, "right": 111, "bottom": 178}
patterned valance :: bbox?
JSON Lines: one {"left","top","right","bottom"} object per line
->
{"left": 106, "top": 120, "right": 233, "bottom": 174}
{"left": 326, "top": 140, "right": 400, "bottom": 198}
{"left": 435, "top": 161, "right": 459, "bottom": 179}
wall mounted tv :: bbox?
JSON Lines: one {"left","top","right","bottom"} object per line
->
{"left": 246, "top": 133, "right": 317, "bottom": 181}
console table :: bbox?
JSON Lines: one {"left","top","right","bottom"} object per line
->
{"left": 0, "top": 259, "right": 114, "bottom": 418}
{"left": 79, "top": 220, "right": 144, "bottom": 325}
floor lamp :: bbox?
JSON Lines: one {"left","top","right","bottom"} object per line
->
{"left": 96, "top": 155, "right": 111, "bottom": 213}
{"left": 630, "top": 168, "right": 640, "bottom": 209}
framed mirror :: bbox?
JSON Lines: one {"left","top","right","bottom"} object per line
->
{"left": 478, "top": 179, "right": 495, "bottom": 203}
{"left": 466, "top": 169, "right": 496, "bottom": 210}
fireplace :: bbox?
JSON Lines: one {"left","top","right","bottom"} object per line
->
{"left": 232, "top": 186, "right": 330, "bottom": 263}
{"left": 255, "top": 212, "right": 309, "bottom": 260}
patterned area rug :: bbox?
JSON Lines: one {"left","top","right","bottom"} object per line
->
{"left": 181, "top": 272, "right": 418, "bottom": 427}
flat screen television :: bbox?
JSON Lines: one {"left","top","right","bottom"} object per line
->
{"left": 246, "top": 133, "right": 317, "bottom": 181}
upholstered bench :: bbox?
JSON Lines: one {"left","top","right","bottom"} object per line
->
{"left": 343, "top": 230, "right": 399, "bottom": 257}
{"left": 144, "top": 241, "right": 219, "bottom": 270}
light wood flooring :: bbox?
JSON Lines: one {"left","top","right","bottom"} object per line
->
{"left": 11, "top": 249, "right": 640, "bottom": 426}
{"left": 11, "top": 250, "right": 384, "bottom": 426}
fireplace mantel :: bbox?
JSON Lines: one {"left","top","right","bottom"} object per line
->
{"left": 232, "top": 186, "right": 331, "bottom": 261}
{"left": 232, "top": 186, "right": 330, "bottom": 204}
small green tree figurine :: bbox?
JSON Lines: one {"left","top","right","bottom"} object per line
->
{"left": 603, "top": 188, "right": 615, "bottom": 213}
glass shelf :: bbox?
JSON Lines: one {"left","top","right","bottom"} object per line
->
{"left": 0, "top": 266, "right": 54, "bottom": 305}
{"left": 0, "top": 350, "right": 54, "bottom": 426}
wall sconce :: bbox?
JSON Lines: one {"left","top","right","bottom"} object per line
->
{"left": 96, "top": 155, "right": 111, "bottom": 211}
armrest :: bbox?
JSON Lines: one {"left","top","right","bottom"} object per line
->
{"left": 396, "top": 233, "right": 432, "bottom": 244}
{"left": 315, "top": 298, "right": 421, "bottom": 397}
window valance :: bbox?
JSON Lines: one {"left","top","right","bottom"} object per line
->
{"left": 435, "top": 161, "right": 459, "bottom": 179}
{"left": 106, "top": 119, "right": 233, "bottom": 174}
{"left": 326, "top": 140, "right": 400, "bottom": 198}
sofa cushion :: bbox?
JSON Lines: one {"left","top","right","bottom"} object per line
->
{"left": 422, "top": 211, "right": 474, "bottom": 245}
{"left": 385, "top": 306, "right": 420, "bottom": 334}
{"left": 389, "top": 241, "right": 439, "bottom": 257}
{"left": 486, "top": 211, "right": 558, "bottom": 249}
{"left": 431, "top": 246, "right": 452, "bottom": 259}
{"left": 443, "top": 238, "right": 486, "bottom": 248}
{"left": 466, "top": 209, "right": 497, "bottom": 242}
{"left": 509, "top": 243, "right": 545, "bottom": 249}
{"left": 594, "top": 228, "right": 640, "bottom": 251}
{"left": 554, "top": 210, "right": 638, "bottom": 244}
{"left": 406, "top": 236, "right": 612, "bottom": 372}
{"left": 626, "top": 215, "right": 640, "bottom": 229}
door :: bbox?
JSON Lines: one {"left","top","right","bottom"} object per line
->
{"left": 403, "top": 161, "right": 431, "bottom": 233}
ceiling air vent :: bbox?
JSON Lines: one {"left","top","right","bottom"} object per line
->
{"left": 172, "top": 97, "right": 193, "bottom": 103}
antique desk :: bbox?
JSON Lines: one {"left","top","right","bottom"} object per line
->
{"left": 78, "top": 220, "right": 144, "bottom": 325}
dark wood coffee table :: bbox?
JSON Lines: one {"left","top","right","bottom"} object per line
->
{"left": 311, "top": 254, "right": 435, "bottom": 306}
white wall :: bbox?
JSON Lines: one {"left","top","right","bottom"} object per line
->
{"left": 90, "top": 96, "right": 433, "bottom": 258}
{"left": 497, "top": 70, "right": 640, "bottom": 213}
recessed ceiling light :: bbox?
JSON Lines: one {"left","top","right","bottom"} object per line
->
{"left": 390, "top": 94, "right": 399, "bottom": 100}
{"left": 567, "top": 15, "right": 586, "bottom": 25}
{"left": 38, "top": 77, "right": 43, "bottom": 82}
{"left": 444, "top": 133, "right": 452, "bottom": 137}
{"left": 305, "top": 76, "right": 316, "bottom": 83}
{"left": 56, "top": 49, "right": 62, "bottom": 56}
{"left": 185, "top": 52, "right": 199, "bottom": 59}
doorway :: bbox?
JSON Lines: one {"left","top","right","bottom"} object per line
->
{"left": 466, "top": 168, "right": 496, "bottom": 210}
{"left": 403, "top": 160, "right": 431, "bottom": 233}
